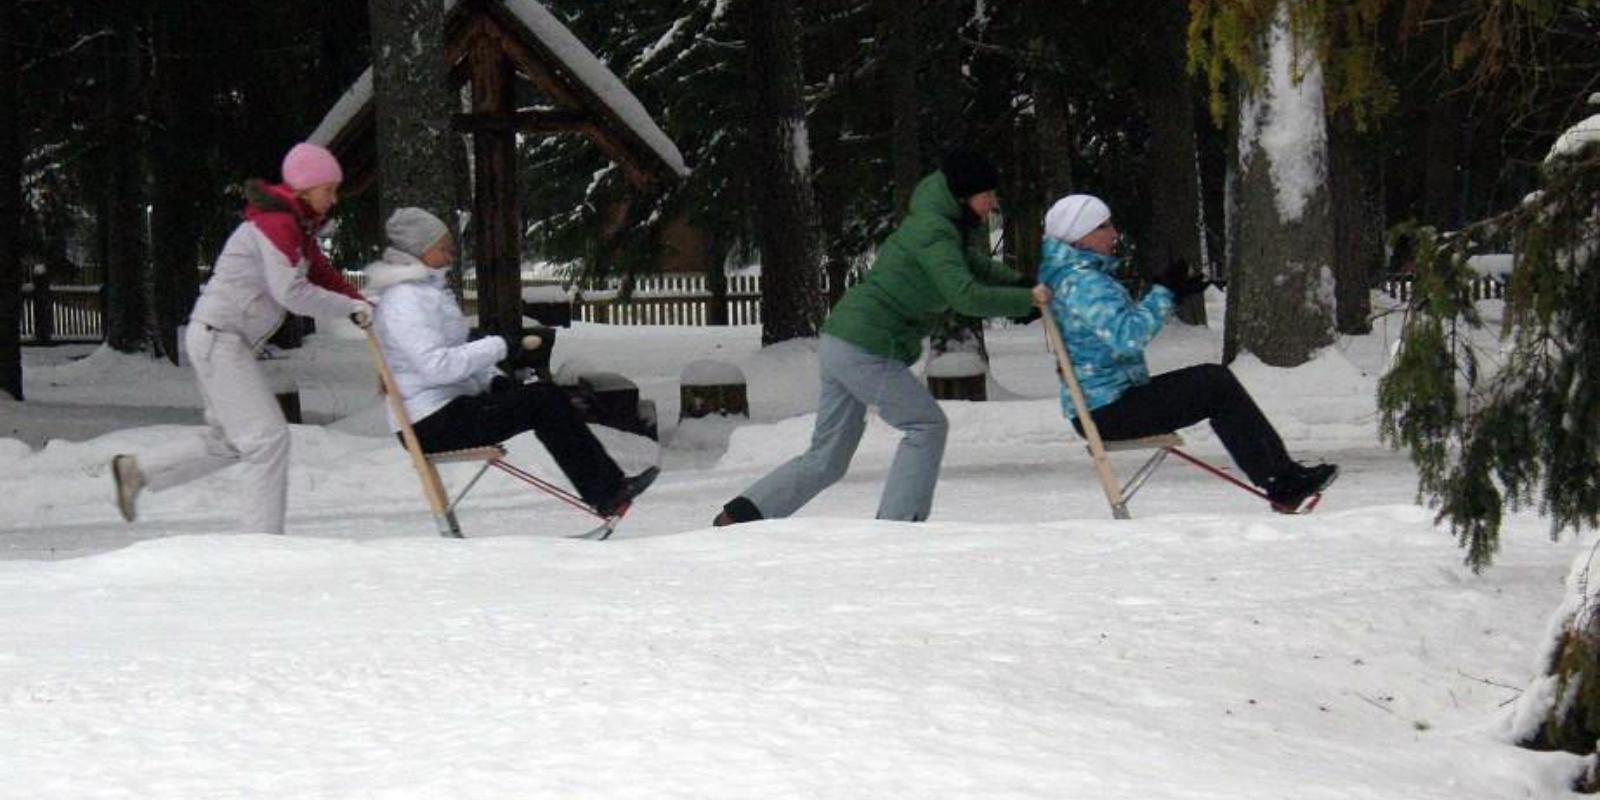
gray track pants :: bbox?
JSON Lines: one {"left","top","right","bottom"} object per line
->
{"left": 137, "top": 323, "right": 292, "bottom": 534}
{"left": 741, "top": 334, "right": 949, "bottom": 521}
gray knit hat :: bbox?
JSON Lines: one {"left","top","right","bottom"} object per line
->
{"left": 385, "top": 207, "right": 450, "bottom": 259}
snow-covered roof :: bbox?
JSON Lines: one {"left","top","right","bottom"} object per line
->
{"left": 308, "top": 68, "right": 372, "bottom": 149}
{"left": 491, "top": 0, "right": 688, "bottom": 178}
{"left": 307, "top": 1, "right": 687, "bottom": 183}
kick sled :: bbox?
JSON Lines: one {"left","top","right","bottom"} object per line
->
{"left": 1039, "top": 307, "right": 1329, "bottom": 520}
{"left": 365, "top": 330, "right": 629, "bottom": 540}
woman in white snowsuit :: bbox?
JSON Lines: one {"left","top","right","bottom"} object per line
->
{"left": 111, "top": 143, "right": 373, "bottom": 534}
{"left": 366, "top": 207, "right": 656, "bottom": 516}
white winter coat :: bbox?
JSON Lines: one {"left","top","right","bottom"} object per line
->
{"left": 366, "top": 249, "right": 508, "bottom": 431}
{"left": 190, "top": 182, "right": 365, "bottom": 349}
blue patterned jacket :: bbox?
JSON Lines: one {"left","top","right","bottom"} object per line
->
{"left": 1039, "top": 238, "right": 1175, "bottom": 419}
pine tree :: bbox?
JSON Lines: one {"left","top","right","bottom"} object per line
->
{"left": 1372, "top": 0, "right": 1600, "bottom": 768}
{"left": 522, "top": 0, "right": 747, "bottom": 283}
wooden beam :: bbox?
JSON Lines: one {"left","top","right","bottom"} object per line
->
{"left": 467, "top": 35, "right": 525, "bottom": 340}
{"left": 474, "top": 2, "right": 675, "bottom": 189}
{"left": 451, "top": 109, "right": 591, "bottom": 135}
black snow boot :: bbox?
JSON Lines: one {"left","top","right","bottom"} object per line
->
{"left": 596, "top": 466, "right": 659, "bottom": 517}
{"left": 1265, "top": 463, "right": 1339, "bottom": 512}
{"left": 714, "top": 496, "right": 763, "bottom": 527}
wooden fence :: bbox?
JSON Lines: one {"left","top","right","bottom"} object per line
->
{"left": 20, "top": 272, "right": 1507, "bottom": 343}
{"left": 19, "top": 285, "right": 104, "bottom": 343}
{"left": 576, "top": 274, "right": 764, "bottom": 325}
{"left": 1376, "top": 274, "right": 1506, "bottom": 303}
{"left": 19, "top": 273, "right": 770, "bottom": 342}
{"left": 337, "top": 272, "right": 769, "bottom": 326}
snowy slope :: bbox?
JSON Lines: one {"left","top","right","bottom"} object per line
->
{"left": 0, "top": 291, "right": 1589, "bottom": 797}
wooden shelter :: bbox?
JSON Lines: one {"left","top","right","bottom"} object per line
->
{"left": 309, "top": 0, "right": 688, "bottom": 336}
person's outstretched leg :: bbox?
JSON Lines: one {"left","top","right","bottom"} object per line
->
{"left": 733, "top": 336, "right": 869, "bottom": 521}
{"left": 191, "top": 326, "right": 291, "bottom": 534}
{"left": 1087, "top": 364, "right": 1294, "bottom": 486}
{"left": 118, "top": 325, "right": 246, "bottom": 522}
{"left": 412, "top": 387, "right": 627, "bottom": 508}
{"left": 859, "top": 356, "right": 947, "bottom": 522}
{"left": 513, "top": 383, "right": 628, "bottom": 507}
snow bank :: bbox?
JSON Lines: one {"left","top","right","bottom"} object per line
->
{"left": 680, "top": 359, "right": 744, "bottom": 387}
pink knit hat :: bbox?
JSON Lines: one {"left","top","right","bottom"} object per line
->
{"left": 281, "top": 143, "right": 343, "bottom": 191}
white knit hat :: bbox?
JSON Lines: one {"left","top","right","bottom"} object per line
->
{"left": 385, "top": 207, "right": 450, "bottom": 259}
{"left": 1044, "top": 195, "right": 1112, "bottom": 244}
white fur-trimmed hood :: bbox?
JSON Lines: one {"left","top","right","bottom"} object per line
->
{"left": 363, "top": 247, "right": 442, "bottom": 293}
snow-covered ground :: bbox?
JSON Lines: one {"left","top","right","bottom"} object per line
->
{"left": 0, "top": 291, "right": 1588, "bottom": 797}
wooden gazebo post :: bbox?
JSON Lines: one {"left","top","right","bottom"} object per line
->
{"left": 465, "top": 36, "right": 524, "bottom": 338}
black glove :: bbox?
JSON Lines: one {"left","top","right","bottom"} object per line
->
{"left": 1152, "top": 257, "right": 1209, "bottom": 300}
{"left": 489, "top": 374, "right": 517, "bottom": 394}
{"left": 499, "top": 333, "right": 543, "bottom": 370}
{"left": 1169, "top": 275, "right": 1211, "bottom": 301}
{"left": 1009, "top": 306, "right": 1042, "bottom": 325}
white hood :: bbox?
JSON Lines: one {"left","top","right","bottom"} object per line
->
{"left": 364, "top": 248, "right": 442, "bottom": 294}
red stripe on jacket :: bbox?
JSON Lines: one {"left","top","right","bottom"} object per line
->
{"left": 244, "top": 183, "right": 364, "bottom": 301}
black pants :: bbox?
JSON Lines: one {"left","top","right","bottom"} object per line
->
{"left": 1072, "top": 364, "right": 1294, "bottom": 486}
{"left": 410, "top": 384, "right": 625, "bottom": 506}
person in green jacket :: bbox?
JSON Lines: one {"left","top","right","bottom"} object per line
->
{"left": 715, "top": 148, "right": 1050, "bottom": 525}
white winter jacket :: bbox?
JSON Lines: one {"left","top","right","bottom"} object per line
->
{"left": 190, "top": 181, "right": 365, "bottom": 349}
{"left": 367, "top": 248, "right": 508, "bottom": 431}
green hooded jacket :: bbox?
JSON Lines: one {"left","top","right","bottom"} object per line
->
{"left": 820, "top": 172, "right": 1032, "bottom": 363}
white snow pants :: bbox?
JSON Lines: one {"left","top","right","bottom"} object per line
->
{"left": 138, "top": 323, "right": 291, "bottom": 534}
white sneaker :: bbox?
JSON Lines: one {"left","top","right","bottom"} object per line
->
{"left": 112, "top": 454, "right": 144, "bottom": 522}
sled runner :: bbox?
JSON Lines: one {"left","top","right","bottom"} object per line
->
{"left": 1039, "top": 307, "right": 1325, "bottom": 519}
{"left": 364, "top": 330, "right": 627, "bottom": 539}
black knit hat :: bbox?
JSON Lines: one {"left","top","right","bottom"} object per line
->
{"left": 940, "top": 147, "right": 1000, "bottom": 200}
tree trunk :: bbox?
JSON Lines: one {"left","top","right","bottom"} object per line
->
{"left": 1222, "top": 1, "right": 1335, "bottom": 367}
{"left": 367, "top": 0, "right": 457, "bottom": 236}
{"left": 1327, "top": 112, "right": 1382, "bottom": 336}
{"left": 741, "top": 0, "right": 824, "bottom": 346}
{"left": 148, "top": 0, "right": 205, "bottom": 364}
{"left": 0, "top": 0, "right": 20, "bottom": 399}
{"left": 1138, "top": 0, "right": 1206, "bottom": 326}
{"left": 100, "top": 9, "right": 149, "bottom": 354}
{"left": 1421, "top": 92, "right": 1462, "bottom": 229}
{"left": 1002, "top": 34, "right": 1072, "bottom": 287}
{"left": 878, "top": 0, "right": 923, "bottom": 214}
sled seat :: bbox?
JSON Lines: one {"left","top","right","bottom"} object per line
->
{"left": 1099, "top": 433, "right": 1183, "bottom": 453}
{"left": 426, "top": 445, "right": 506, "bottom": 465}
